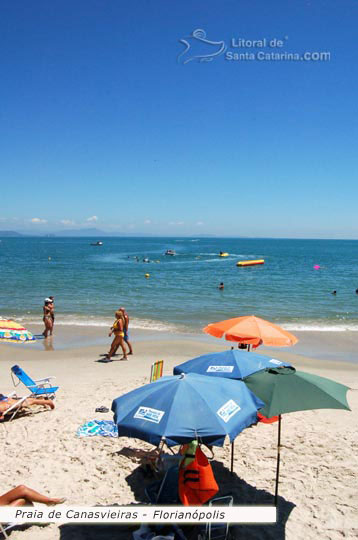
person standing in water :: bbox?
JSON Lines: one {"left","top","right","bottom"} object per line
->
{"left": 49, "top": 296, "right": 55, "bottom": 332}
{"left": 42, "top": 299, "right": 53, "bottom": 338}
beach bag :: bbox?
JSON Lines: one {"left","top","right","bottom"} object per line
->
{"left": 178, "top": 444, "right": 219, "bottom": 506}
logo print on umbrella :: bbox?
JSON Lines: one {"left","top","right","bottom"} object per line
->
{"left": 217, "top": 400, "right": 241, "bottom": 423}
{"left": 134, "top": 406, "right": 165, "bottom": 424}
{"left": 207, "top": 366, "right": 234, "bottom": 373}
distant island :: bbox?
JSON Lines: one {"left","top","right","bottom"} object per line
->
{"left": 0, "top": 230, "right": 25, "bottom": 237}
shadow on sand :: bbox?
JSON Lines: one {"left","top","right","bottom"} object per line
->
{"left": 58, "top": 461, "right": 295, "bottom": 540}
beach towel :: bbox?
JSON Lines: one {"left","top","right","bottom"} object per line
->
{"left": 77, "top": 420, "right": 118, "bottom": 437}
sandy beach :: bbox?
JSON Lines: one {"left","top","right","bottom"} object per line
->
{"left": 1, "top": 329, "right": 357, "bottom": 540}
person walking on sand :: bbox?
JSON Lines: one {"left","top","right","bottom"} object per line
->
{"left": 104, "top": 311, "right": 127, "bottom": 362}
{"left": 42, "top": 299, "right": 53, "bottom": 338}
{"left": 119, "top": 306, "right": 133, "bottom": 355}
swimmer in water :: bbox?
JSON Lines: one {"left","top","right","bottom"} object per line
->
{"left": 218, "top": 282, "right": 224, "bottom": 290}
{"left": 331, "top": 290, "right": 337, "bottom": 295}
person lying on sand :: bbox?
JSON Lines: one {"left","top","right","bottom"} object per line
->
{"left": 0, "top": 485, "right": 65, "bottom": 506}
{"left": 0, "top": 395, "right": 55, "bottom": 421}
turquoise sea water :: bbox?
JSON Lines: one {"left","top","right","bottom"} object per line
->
{"left": 0, "top": 237, "right": 357, "bottom": 333}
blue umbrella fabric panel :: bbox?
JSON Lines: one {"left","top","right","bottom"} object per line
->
{"left": 173, "top": 349, "right": 291, "bottom": 379}
{"left": 112, "top": 373, "right": 265, "bottom": 447}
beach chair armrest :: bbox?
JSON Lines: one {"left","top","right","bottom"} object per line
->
{"left": 34, "top": 376, "right": 55, "bottom": 383}
{"left": 3, "top": 395, "right": 31, "bottom": 420}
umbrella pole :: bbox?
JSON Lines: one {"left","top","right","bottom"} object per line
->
{"left": 274, "top": 414, "right": 282, "bottom": 506}
{"left": 231, "top": 441, "right": 234, "bottom": 475}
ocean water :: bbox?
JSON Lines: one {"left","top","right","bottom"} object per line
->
{"left": 0, "top": 237, "right": 357, "bottom": 334}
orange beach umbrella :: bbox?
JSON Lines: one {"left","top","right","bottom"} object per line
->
{"left": 203, "top": 315, "right": 298, "bottom": 348}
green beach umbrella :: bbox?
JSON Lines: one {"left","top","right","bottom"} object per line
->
{"left": 244, "top": 367, "right": 351, "bottom": 505}
{"left": 245, "top": 367, "right": 351, "bottom": 418}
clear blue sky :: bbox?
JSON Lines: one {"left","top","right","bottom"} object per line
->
{"left": 1, "top": 0, "right": 357, "bottom": 238}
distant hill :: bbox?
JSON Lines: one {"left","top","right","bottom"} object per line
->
{"left": 0, "top": 230, "right": 25, "bottom": 237}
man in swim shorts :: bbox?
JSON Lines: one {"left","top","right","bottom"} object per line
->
{"left": 49, "top": 296, "right": 55, "bottom": 331}
{"left": 119, "top": 306, "right": 133, "bottom": 355}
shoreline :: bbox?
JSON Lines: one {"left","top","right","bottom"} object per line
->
{"left": 14, "top": 322, "right": 358, "bottom": 365}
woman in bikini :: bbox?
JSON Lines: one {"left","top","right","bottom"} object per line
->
{"left": 105, "top": 311, "right": 127, "bottom": 361}
{"left": 42, "top": 299, "right": 53, "bottom": 338}
{"left": 0, "top": 395, "right": 55, "bottom": 422}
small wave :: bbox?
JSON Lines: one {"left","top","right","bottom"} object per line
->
{"left": 19, "top": 314, "right": 182, "bottom": 333}
{"left": 282, "top": 323, "right": 358, "bottom": 332}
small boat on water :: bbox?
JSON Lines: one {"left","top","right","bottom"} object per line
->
{"left": 165, "top": 249, "right": 176, "bottom": 256}
{"left": 90, "top": 241, "right": 103, "bottom": 246}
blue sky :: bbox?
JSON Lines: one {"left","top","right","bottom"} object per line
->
{"left": 0, "top": 0, "right": 357, "bottom": 238}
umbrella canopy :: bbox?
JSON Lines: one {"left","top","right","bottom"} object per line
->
{"left": 173, "top": 349, "right": 292, "bottom": 379}
{"left": 112, "top": 373, "right": 264, "bottom": 447}
{"left": 203, "top": 315, "right": 298, "bottom": 348}
{"left": 244, "top": 366, "right": 351, "bottom": 417}
{"left": 0, "top": 319, "right": 36, "bottom": 343}
{"left": 244, "top": 366, "right": 351, "bottom": 504}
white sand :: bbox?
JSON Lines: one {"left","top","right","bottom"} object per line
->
{"left": 1, "top": 333, "right": 357, "bottom": 539}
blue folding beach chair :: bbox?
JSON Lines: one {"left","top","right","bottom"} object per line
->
{"left": 11, "top": 365, "right": 59, "bottom": 398}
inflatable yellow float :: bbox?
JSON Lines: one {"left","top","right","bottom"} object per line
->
{"left": 237, "top": 259, "right": 264, "bottom": 267}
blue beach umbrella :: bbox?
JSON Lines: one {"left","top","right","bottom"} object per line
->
{"left": 112, "top": 373, "right": 264, "bottom": 447}
{"left": 173, "top": 349, "right": 291, "bottom": 380}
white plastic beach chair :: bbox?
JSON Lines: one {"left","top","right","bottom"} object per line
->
{"left": 198, "top": 495, "right": 233, "bottom": 540}
{"left": 1, "top": 391, "right": 31, "bottom": 422}
{"left": 0, "top": 522, "right": 16, "bottom": 538}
